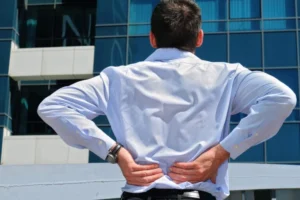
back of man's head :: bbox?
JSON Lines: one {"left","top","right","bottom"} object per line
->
{"left": 151, "top": 0, "right": 202, "bottom": 52}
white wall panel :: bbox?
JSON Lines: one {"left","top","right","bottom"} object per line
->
{"left": 9, "top": 46, "right": 94, "bottom": 80}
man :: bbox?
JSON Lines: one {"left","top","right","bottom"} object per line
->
{"left": 38, "top": 0, "right": 296, "bottom": 199}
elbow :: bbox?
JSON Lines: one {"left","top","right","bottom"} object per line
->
{"left": 37, "top": 97, "right": 56, "bottom": 121}
{"left": 285, "top": 90, "right": 297, "bottom": 110}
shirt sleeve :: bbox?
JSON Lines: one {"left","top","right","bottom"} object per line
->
{"left": 220, "top": 64, "right": 297, "bottom": 159}
{"left": 37, "top": 71, "right": 116, "bottom": 160}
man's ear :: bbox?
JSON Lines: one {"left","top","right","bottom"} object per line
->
{"left": 196, "top": 30, "right": 204, "bottom": 47}
{"left": 150, "top": 32, "right": 157, "bottom": 48}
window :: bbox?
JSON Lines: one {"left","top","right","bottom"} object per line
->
{"left": 94, "top": 38, "right": 127, "bottom": 73}
{"left": 0, "top": 41, "right": 11, "bottom": 74}
{"left": 230, "top": 0, "right": 261, "bottom": 19}
{"left": 196, "top": 34, "right": 227, "bottom": 62}
{"left": 10, "top": 80, "right": 82, "bottom": 135}
{"left": 267, "top": 124, "right": 300, "bottom": 162}
{"left": 0, "top": 77, "right": 9, "bottom": 114}
{"left": 202, "top": 22, "right": 227, "bottom": 33}
{"left": 96, "top": 26, "right": 127, "bottom": 37}
{"left": 18, "top": 3, "right": 96, "bottom": 48}
{"left": 197, "top": 0, "right": 227, "bottom": 20}
{"left": 128, "top": 37, "right": 154, "bottom": 64}
{"left": 263, "top": 0, "right": 295, "bottom": 18}
{"left": 0, "top": 1, "right": 15, "bottom": 27}
{"left": 264, "top": 19, "right": 296, "bottom": 30}
{"left": 229, "top": 20, "right": 261, "bottom": 32}
{"left": 265, "top": 69, "right": 299, "bottom": 107}
{"left": 230, "top": 33, "right": 262, "bottom": 68}
{"left": 97, "top": 0, "right": 128, "bottom": 24}
{"left": 264, "top": 32, "right": 297, "bottom": 67}
{"left": 129, "top": 25, "right": 150, "bottom": 36}
{"left": 129, "top": 0, "right": 160, "bottom": 23}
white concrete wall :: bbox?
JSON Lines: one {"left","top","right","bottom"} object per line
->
{"left": 9, "top": 46, "right": 94, "bottom": 80}
{"left": 1, "top": 136, "right": 89, "bottom": 165}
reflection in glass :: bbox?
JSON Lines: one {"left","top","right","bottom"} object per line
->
{"left": 128, "top": 37, "right": 154, "bottom": 64}
{"left": 129, "top": 0, "right": 160, "bottom": 23}
{"left": 97, "top": 0, "right": 128, "bottom": 24}
{"left": 230, "top": 33, "right": 262, "bottom": 67}
{"left": 263, "top": 0, "right": 295, "bottom": 18}
{"left": 230, "top": 0, "right": 260, "bottom": 19}
{"left": 264, "top": 32, "right": 297, "bottom": 67}
{"left": 196, "top": 0, "right": 227, "bottom": 20}
{"left": 202, "top": 22, "right": 227, "bottom": 33}
{"left": 230, "top": 20, "right": 261, "bottom": 31}
{"left": 264, "top": 19, "right": 296, "bottom": 30}
{"left": 267, "top": 124, "right": 300, "bottom": 162}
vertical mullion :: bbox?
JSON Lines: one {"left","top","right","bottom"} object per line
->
{"left": 126, "top": 0, "right": 130, "bottom": 65}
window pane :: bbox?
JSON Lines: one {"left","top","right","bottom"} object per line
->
{"left": 128, "top": 37, "right": 154, "bottom": 64}
{"left": 265, "top": 69, "right": 299, "bottom": 107}
{"left": 0, "top": 41, "right": 11, "bottom": 74}
{"left": 196, "top": 34, "right": 227, "bottom": 62}
{"left": 0, "top": 77, "right": 9, "bottom": 114}
{"left": 94, "top": 38, "right": 127, "bottom": 73}
{"left": 93, "top": 116, "right": 109, "bottom": 126}
{"left": 230, "top": 0, "right": 260, "bottom": 19}
{"left": 202, "top": 22, "right": 227, "bottom": 33}
{"left": 197, "top": 0, "right": 227, "bottom": 20}
{"left": 129, "top": 25, "right": 150, "bottom": 36}
{"left": 97, "top": 0, "right": 128, "bottom": 24}
{"left": 267, "top": 124, "right": 300, "bottom": 162}
{"left": 129, "top": 0, "right": 160, "bottom": 23}
{"left": 0, "top": 1, "right": 16, "bottom": 27}
{"left": 264, "top": 19, "right": 296, "bottom": 30}
{"left": 263, "top": 0, "right": 295, "bottom": 18}
{"left": 285, "top": 110, "right": 300, "bottom": 121}
{"left": 96, "top": 26, "right": 127, "bottom": 36}
{"left": 264, "top": 32, "right": 297, "bottom": 67}
{"left": 0, "top": 30, "right": 13, "bottom": 39}
{"left": 230, "top": 20, "right": 261, "bottom": 32}
{"left": 230, "top": 33, "right": 262, "bottom": 67}
{"left": 298, "top": 0, "right": 300, "bottom": 16}
{"left": 28, "top": 0, "right": 54, "bottom": 4}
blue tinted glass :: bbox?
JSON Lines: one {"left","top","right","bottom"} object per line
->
{"left": 28, "top": 0, "right": 54, "bottom": 4}
{"left": 285, "top": 110, "right": 300, "bottom": 121}
{"left": 0, "top": 127, "right": 2, "bottom": 160}
{"left": 230, "top": 113, "right": 247, "bottom": 123}
{"left": 128, "top": 37, "right": 154, "bottom": 64}
{"left": 263, "top": 0, "right": 295, "bottom": 18}
{"left": 202, "top": 22, "right": 227, "bottom": 33}
{"left": 0, "top": 1, "right": 16, "bottom": 27}
{"left": 197, "top": 0, "right": 227, "bottom": 20}
{"left": 267, "top": 124, "right": 300, "bottom": 162}
{"left": 129, "top": 25, "right": 151, "bottom": 36}
{"left": 97, "top": 0, "right": 128, "bottom": 24}
{"left": 264, "top": 19, "right": 296, "bottom": 30}
{"left": 196, "top": 34, "right": 227, "bottom": 62}
{"left": 94, "top": 38, "right": 127, "bottom": 73}
{"left": 298, "top": 0, "right": 300, "bottom": 16}
{"left": 93, "top": 116, "right": 109, "bottom": 126}
{"left": 264, "top": 32, "right": 297, "bottom": 67}
{"left": 0, "top": 77, "right": 9, "bottom": 113}
{"left": 0, "top": 30, "right": 13, "bottom": 39}
{"left": 265, "top": 69, "right": 299, "bottom": 107}
{"left": 230, "top": 0, "right": 260, "bottom": 19}
{"left": 0, "top": 41, "right": 12, "bottom": 74}
{"left": 230, "top": 21, "right": 261, "bottom": 31}
{"left": 129, "top": 0, "right": 160, "bottom": 23}
{"left": 230, "top": 33, "right": 262, "bottom": 67}
{"left": 96, "top": 26, "right": 127, "bottom": 36}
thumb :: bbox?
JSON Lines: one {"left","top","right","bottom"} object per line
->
{"left": 210, "top": 173, "right": 217, "bottom": 184}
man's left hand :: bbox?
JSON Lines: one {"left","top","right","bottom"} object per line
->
{"left": 168, "top": 144, "right": 230, "bottom": 184}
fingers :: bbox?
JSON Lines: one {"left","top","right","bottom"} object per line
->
{"left": 132, "top": 164, "right": 160, "bottom": 171}
{"left": 169, "top": 166, "right": 196, "bottom": 175}
{"left": 172, "top": 162, "right": 198, "bottom": 169}
{"left": 168, "top": 172, "right": 197, "bottom": 183}
{"left": 131, "top": 168, "right": 163, "bottom": 177}
{"left": 127, "top": 172, "right": 164, "bottom": 186}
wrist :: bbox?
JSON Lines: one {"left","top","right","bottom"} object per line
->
{"left": 213, "top": 144, "right": 230, "bottom": 165}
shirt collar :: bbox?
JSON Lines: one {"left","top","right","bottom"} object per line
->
{"left": 145, "top": 48, "right": 200, "bottom": 62}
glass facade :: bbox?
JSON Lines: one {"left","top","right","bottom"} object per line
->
{"left": 0, "top": 0, "right": 299, "bottom": 164}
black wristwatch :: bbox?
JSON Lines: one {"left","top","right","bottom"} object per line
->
{"left": 105, "top": 143, "right": 123, "bottom": 164}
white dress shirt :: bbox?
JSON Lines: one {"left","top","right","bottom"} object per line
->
{"left": 38, "top": 48, "right": 296, "bottom": 200}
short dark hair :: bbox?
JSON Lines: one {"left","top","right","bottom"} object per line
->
{"left": 151, "top": 0, "right": 202, "bottom": 52}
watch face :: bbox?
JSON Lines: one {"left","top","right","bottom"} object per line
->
{"left": 106, "top": 154, "right": 116, "bottom": 164}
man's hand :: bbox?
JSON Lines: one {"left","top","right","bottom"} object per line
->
{"left": 117, "top": 147, "right": 164, "bottom": 186}
{"left": 168, "top": 144, "right": 230, "bottom": 184}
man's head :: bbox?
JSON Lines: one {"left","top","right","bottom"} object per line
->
{"left": 150, "top": 0, "right": 203, "bottom": 52}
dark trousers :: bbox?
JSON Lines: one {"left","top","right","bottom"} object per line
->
{"left": 121, "top": 189, "right": 216, "bottom": 200}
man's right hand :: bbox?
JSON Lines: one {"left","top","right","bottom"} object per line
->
{"left": 117, "top": 147, "right": 164, "bottom": 186}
